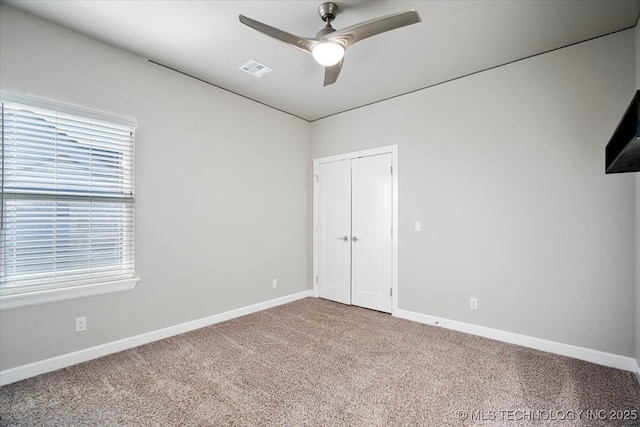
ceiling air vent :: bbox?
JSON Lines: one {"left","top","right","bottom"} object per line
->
{"left": 239, "top": 60, "right": 272, "bottom": 78}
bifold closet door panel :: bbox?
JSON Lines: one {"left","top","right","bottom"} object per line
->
{"left": 351, "top": 153, "right": 393, "bottom": 313}
{"left": 317, "top": 159, "right": 352, "bottom": 305}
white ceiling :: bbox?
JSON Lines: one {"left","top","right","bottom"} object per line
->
{"left": 5, "top": 0, "right": 640, "bottom": 121}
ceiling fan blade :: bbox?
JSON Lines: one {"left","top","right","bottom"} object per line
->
{"left": 323, "top": 59, "right": 344, "bottom": 86}
{"left": 327, "top": 10, "right": 421, "bottom": 47}
{"left": 239, "top": 14, "right": 316, "bottom": 53}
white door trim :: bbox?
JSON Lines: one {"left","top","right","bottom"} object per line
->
{"left": 313, "top": 145, "right": 399, "bottom": 314}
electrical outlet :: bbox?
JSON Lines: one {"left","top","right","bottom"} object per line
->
{"left": 470, "top": 298, "right": 478, "bottom": 310}
{"left": 272, "top": 279, "right": 278, "bottom": 288}
{"left": 75, "top": 316, "right": 87, "bottom": 332}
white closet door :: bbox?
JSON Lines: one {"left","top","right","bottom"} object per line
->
{"left": 317, "top": 159, "right": 352, "bottom": 305}
{"left": 351, "top": 153, "right": 393, "bottom": 313}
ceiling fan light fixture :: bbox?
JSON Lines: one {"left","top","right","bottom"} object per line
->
{"left": 311, "top": 42, "right": 344, "bottom": 66}
{"left": 239, "top": 5, "right": 421, "bottom": 85}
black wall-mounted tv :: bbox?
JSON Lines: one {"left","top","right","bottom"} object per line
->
{"left": 606, "top": 90, "right": 640, "bottom": 174}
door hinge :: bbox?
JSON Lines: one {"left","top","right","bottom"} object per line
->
{"left": 316, "top": 276, "right": 319, "bottom": 284}
{"left": 315, "top": 174, "right": 319, "bottom": 182}
{"left": 390, "top": 165, "right": 393, "bottom": 174}
{"left": 390, "top": 288, "right": 393, "bottom": 297}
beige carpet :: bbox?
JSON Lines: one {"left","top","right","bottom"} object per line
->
{"left": 1, "top": 297, "right": 639, "bottom": 426}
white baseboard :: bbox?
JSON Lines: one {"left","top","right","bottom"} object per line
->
{"left": 394, "top": 309, "right": 640, "bottom": 375}
{"left": 0, "top": 290, "right": 313, "bottom": 386}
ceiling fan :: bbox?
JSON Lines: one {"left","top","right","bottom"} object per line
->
{"left": 239, "top": 3, "right": 422, "bottom": 86}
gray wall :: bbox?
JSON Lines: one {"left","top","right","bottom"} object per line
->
{"left": 1, "top": 4, "right": 638, "bottom": 371}
{"left": 311, "top": 29, "right": 637, "bottom": 357}
{"left": 0, "top": 6, "right": 311, "bottom": 370}
{"left": 636, "top": 22, "right": 640, "bottom": 367}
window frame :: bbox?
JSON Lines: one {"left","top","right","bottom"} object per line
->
{"left": 0, "top": 92, "right": 139, "bottom": 310}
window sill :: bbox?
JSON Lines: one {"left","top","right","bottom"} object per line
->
{"left": 0, "top": 278, "right": 140, "bottom": 311}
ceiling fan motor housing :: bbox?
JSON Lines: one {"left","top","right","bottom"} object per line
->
{"left": 318, "top": 2, "right": 339, "bottom": 23}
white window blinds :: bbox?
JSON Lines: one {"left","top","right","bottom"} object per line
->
{"left": 1, "top": 99, "right": 135, "bottom": 294}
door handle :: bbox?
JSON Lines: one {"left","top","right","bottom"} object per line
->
{"left": 352, "top": 236, "right": 359, "bottom": 242}
{"left": 338, "top": 236, "right": 348, "bottom": 241}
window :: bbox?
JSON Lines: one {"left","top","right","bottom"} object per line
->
{"left": 1, "top": 96, "right": 137, "bottom": 308}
